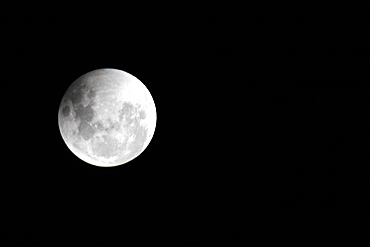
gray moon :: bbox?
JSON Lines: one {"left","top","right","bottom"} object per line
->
{"left": 58, "top": 68, "right": 156, "bottom": 167}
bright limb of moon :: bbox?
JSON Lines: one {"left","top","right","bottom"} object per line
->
{"left": 58, "top": 68, "right": 156, "bottom": 167}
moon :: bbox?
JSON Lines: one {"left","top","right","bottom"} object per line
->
{"left": 58, "top": 68, "right": 156, "bottom": 167}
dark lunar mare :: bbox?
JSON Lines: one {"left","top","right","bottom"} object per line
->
{"left": 71, "top": 90, "right": 82, "bottom": 105}
{"left": 75, "top": 104, "right": 94, "bottom": 123}
{"left": 62, "top": 106, "right": 70, "bottom": 117}
{"left": 70, "top": 87, "right": 97, "bottom": 142}
{"left": 118, "top": 102, "right": 135, "bottom": 122}
{"left": 78, "top": 121, "right": 95, "bottom": 140}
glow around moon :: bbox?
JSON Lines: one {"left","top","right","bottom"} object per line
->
{"left": 58, "top": 68, "right": 156, "bottom": 167}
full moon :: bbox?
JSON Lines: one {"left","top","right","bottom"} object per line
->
{"left": 58, "top": 68, "right": 156, "bottom": 167}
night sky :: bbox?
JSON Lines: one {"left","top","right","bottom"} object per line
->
{"left": 2, "top": 2, "right": 369, "bottom": 246}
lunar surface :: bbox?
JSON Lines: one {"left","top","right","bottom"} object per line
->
{"left": 58, "top": 68, "right": 156, "bottom": 167}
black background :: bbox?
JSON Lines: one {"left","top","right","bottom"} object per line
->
{"left": 2, "top": 2, "right": 369, "bottom": 246}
